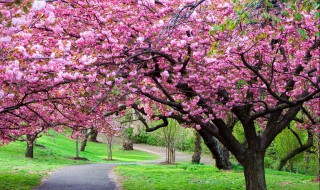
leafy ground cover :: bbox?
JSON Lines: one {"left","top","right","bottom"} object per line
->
{"left": 115, "top": 163, "right": 318, "bottom": 190}
{"left": 0, "top": 132, "right": 159, "bottom": 190}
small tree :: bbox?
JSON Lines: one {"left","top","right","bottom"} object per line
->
{"left": 71, "top": 130, "right": 87, "bottom": 160}
{"left": 163, "top": 119, "right": 180, "bottom": 164}
{"left": 101, "top": 121, "right": 120, "bottom": 160}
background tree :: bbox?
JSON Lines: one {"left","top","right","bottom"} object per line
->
{"left": 275, "top": 124, "right": 313, "bottom": 171}
{"left": 100, "top": 119, "right": 120, "bottom": 160}
{"left": 191, "top": 131, "right": 202, "bottom": 164}
{"left": 89, "top": 129, "right": 99, "bottom": 143}
{"left": 162, "top": 119, "right": 180, "bottom": 164}
{"left": 120, "top": 110, "right": 136, "bottom": 150}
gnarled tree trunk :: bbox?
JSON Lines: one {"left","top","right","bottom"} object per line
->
{"left": 89, "top": 129, "right": 99, "bottom": 142}
{"left": 80, "top": 138, "right": 88, "bottom": 152}
{"left": 80, "top": 129, "right": 94, "bottom": 151}
{"left": 198, "top": 129, "right": 231, "bottom": 169}
{"left": 123, "top": 139, "right": 134, "bottom": 150}
{"left": 121, "top": 127, "right": 134, "bottom": 150}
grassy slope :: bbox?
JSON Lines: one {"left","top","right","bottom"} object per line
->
{"left": 0, "top": 133, "right": 159, "bottom": 190}
{"left": 115, "top": 163, "right": 319, "bottom": 190}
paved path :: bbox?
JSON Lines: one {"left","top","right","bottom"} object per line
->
{"left": 35, "top": 164, "right": 118, "bottom": 190}
{"left": 133, "top": 143, "right": 215, "bottom": 165}
{"left": 35, "top": 138, "right": 215, "bottom": 190}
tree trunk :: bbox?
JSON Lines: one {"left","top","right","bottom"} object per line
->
{"left": 123, "top": 139, "right": 134, "bottom": 150}
{"left": 25, "top": 134, "right": 36, "bottom": 158}
{"left": 75, "top": 139, "right": 79, "bottom": 159}
{"left": 80, "top": 129, "right": 93, "bottom": 152}
{"left": 80, "top": 138, "right": 88, "bottom": 152}
{"left": 192, "top": 132, "right": 202, "bottom": 164}
{"left": 89, "top": 129, "right": 99, "bottom": 142}
{"left": 243, "top": 151, "right": 267, "bottom": 190}
{"left": 198, "top": 130, "right": 231, "bottom": 169}
{"left": 166, "top": 142, "right": 175, "bottom": 164}
{"left": 121, "top": 127, "right": 134, "bottom": 150}
{"left": 107, "top": 142, "right": 112, "bottom": 160}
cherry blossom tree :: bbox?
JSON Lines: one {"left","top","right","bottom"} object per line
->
{"left": 1, "top": 0, "right": 319, "bottom": 189}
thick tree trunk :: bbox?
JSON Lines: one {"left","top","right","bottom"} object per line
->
{"left": 121, "top": 127, "right": 134, "bottom": 150}
{"left": 80, "top": 129, "right": 93, "bottom": 152}
{"left": 89, "top": 129, "right": 99, "bottom": 142}
{"left": 25, "top": 134, "right": 35, "bottom": 158}
{"left": 243, "top": 151, "right": 267, "bottom": 190}
{"left": 198, "top": 130, "right": 231, "bottom": 169}
{"left": 123, "top": 139, "right": 134, "bottom": 150}
{"left": 192, "top": 132, "right": 202, "bottom": 164}
{"left": 80, "top": 139, "right": 88, "bottom": 152}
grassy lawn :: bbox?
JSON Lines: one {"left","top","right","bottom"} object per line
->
{"left": 0, "top": 132, "right": 159, "bottom": 190}
{"left": 115, "top": 163, "right": 318, "bottom": 190}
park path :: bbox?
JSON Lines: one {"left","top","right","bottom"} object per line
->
{"left": 34, "top": 164, "right": 118, "bottom": 190}
{"left": 133, "top": 143, "right": 215, "bottom": 165}
{"left": 35, "top": 138, "right": 214, "bottom": 190}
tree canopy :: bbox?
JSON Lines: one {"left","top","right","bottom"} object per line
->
{"left": 0, "top": 0, "right": 319, "bottom": 189}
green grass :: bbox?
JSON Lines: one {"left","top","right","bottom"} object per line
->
{"left": 115, "top": 163, "right": 319, "bottom": 190}
{"left": 0, "top": 132, "right": 159, "bottom": 190}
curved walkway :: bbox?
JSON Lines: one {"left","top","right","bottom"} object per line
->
{"left": 35, "top": 139, "right": 215, "bottom": 190}
{"left": 35, "top": 164, "right": 118, "bottom": 190}
{"left": 133, "top": 143, "right": 215, "bottom": 165}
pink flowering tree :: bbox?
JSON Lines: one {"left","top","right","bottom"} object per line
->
{"left": 1, "top": 0, "right": 319, "bottom": 189}
{"left": 97, "top": 117, "right": 120, "bottom": 160}
{"left": 0, "top": 0, "right": 111, "bottom": 143}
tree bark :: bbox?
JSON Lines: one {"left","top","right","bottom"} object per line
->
{"left": 243, "top": 151, "right": 267, "bottom": 190}
{"left": 121, "top": 127, "right": 134, "bottom": 150}
{"left": 75, "top": 139, "right": 79, "bottom": 159}
{"left": 198, "top": 129, "right": 231, "bottom": 169}
{"left": 192, "top": 132, "right": 202, "bottom": 164}
{"left": 25, "top": 134, "right": 35, "bottom": 158}
{"left": 80, "top": 129, "right": 94, "bottom": 151}
{"left": 166, "top": 142, "right": 175, "bottom": 164}
{"left": 123, "top": 139, "right": 134, "bottom": 150}
{"left": 25, "top": 135, "right": 37, "bottom": 158}
{"left": 89, "top": 129, "right": 99, "bottom": 142}
{"left": 80, "top": 138, "right": 88, "bottom": 152}
{"left": 107, "top": 142, "right": 112, "bottom": 160}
